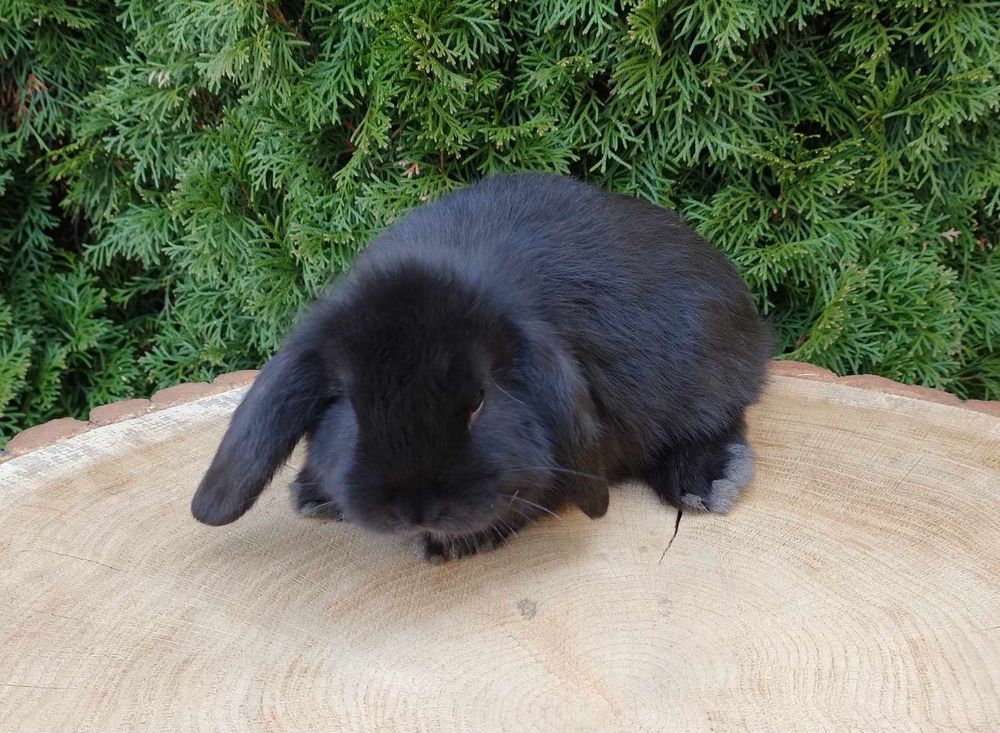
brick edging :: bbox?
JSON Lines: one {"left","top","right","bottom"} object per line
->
{"left": 767, "top": 361, "right": 999, "bottom": 417}
{"left": 1, "top": 362, "right": 997, "bottom": 463}
{"left": 1, "top": 370, "right": 260, "bottom": 462}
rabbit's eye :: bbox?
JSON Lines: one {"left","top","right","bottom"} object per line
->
{"left": 468, "top": 389, "right": 485, "bottom": 429}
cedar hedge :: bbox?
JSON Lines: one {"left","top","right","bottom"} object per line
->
{"left": 1, "top": 0, "right": 998, "bottom": 444}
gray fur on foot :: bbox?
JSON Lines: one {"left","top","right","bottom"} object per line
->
{"left": 707, "top": 442, "right": 754, "bottom": 513}
{"left": 681, "top": 442, "right": 755, "bottom": 514}
{"left": 681, "top": 493, "right": 708, "bottom": 511}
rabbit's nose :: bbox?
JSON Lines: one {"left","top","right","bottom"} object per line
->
{"left": 395, "top": 494, "right": 426, "bottom": 526}
{"left": 425, "top": 502, "right": 449, "bottom": 524}
{"left": 397, "top": 496, "right": 448, "bottom": 528}
{"left": 406, "top": 503, "right": 425, "bottom": 526}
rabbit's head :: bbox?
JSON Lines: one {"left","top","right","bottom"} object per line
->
{"left": 191, "top": 260, "right": 608, "bottom": 537}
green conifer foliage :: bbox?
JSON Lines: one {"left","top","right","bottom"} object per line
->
{"left": 2, "top": 0, "right": 998, "bottom": 444}
{"left": 1, "top": 1, "right": 132, "bottom": 439}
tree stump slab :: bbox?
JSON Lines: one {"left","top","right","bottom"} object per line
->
{"left": 1, "top": 374, "right": 998, "bottom": 731}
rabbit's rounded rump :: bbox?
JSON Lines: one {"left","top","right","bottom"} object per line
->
{"left": 192, "top": 173, "right": 773, "bottom": 561}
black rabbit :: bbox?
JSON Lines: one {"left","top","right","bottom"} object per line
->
{"left": 191, "top": 173, "right": 774, "bottom": 562}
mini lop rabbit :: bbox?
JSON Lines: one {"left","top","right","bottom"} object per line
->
{"left": 192, "top": 173, "right": 773, "bottom": 561}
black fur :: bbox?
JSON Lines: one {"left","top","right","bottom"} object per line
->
{"left": 191, "top": 173, "right": 774, "bottom": 559}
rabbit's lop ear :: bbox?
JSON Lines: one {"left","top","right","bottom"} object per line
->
{"left": 524, "top": 327, "right": 610, "bottom": 520}
{"left": 191, "top": 340, "right": 331, "bottom": 526}
{"left": 568, "top": 477, "right": 610, "bottom": 519}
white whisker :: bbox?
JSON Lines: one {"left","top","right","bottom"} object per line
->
{"left": 493, "top": 381, "right": 527, "bottom": 407}
{"left": 503, "top": 494, "right": 562, "bottom": 520}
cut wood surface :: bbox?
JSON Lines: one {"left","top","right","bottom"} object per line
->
{"left": 1, "top": 375, "right": 998, "bottom": 732}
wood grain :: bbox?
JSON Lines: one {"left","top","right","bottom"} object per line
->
{"left": 1, "top": 375, "right": 998, "bottom": 732}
